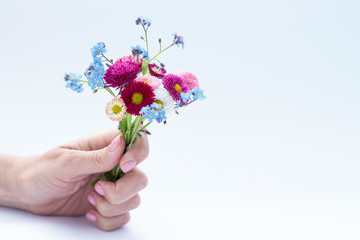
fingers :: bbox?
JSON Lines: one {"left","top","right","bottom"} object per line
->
{"left": 94, "top": 168, "right": 148, "bottom": 204}
{"left": 89, "top": 193, "right": 141, "bottom": 217}
{"left": 62, "top": 128, "right": 120, "bottom": 151}
{"left": 66, "top": 134, "right": 126, "bottom": 175}
{"left": 119, "top": 133, "right": 149, "bottom": 173}
{"left": 86, "top": 211, "right": 130, "bottom": 231}
{"left": 86, "top": 168, "right": 147, "bottom": 231}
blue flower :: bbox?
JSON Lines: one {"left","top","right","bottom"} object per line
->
{"left": 131, "top": 45, "right": 150, "bottom": 61}
{"left": 151, "top": 102, "right": 162, "bottom": 110}
{"left": 180, "top": 91, "right": 191, "bottom": 102}
{"left": 93, "top": 55, "right": 102, "bottom": 65}
{"left": 65, "top": 79, "right": 84, "bottom": 93}
{"left": 135, "top": 16, "right": 151, "bottom": 28}
{"left": 139, "top": 105, "right": 151, "bottom": 115}
{"left": 95, "top": 64, "right": 106, "bottom": 77}
{"left": 156, "top": 110, "right": 167, "bottom": 123}
{"left": 173, "top": 33, "right": 184, "bottom": 49}
{"left": 192, "top": 88, "right": 206, "bottom": 100}
{"left": 144, "top": 109, "right": 156, "bottom": 123}
{"left": 91, "top": 42, "right": 107, "bottom": 56}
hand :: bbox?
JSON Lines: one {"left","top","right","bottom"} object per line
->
{"left": 3, "top": 128, "right": 149, "bottom": 231}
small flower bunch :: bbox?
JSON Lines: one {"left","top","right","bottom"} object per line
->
{"left": 63, "top": 16, "right": 206, "bottom": 186}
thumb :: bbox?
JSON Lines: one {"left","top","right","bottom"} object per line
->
{"left": 70, "top": 134, "right": 126, "bottom": 175}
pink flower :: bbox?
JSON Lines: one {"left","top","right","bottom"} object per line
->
{"left": 162, "top": 74, "right": 190, "bottom": 101}
{"left": 116, "top": 55, "right": 143, "bottom": 67}
{"left": 104, "top": 62, "right": 141, "bottom": 89}
{"left": 175, "top": 71, "right": 200, "bottom": 90}
{"left": 135, "top": 75, "right": 161, "bottom": 89}
{"left": 148, "top": 63, "right": 166, "bottom": 78}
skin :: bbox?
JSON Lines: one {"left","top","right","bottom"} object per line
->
{"left": 0, "top": 128, "right": 149, "bottom": 231}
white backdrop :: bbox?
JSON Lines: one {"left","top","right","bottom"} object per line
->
{"left": 0, "top": 0, "right": 360, "bottom": 239}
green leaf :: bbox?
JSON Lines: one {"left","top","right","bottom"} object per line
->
{"left": 141, "top": 60, "right": 150, "bottom": 75}
{"left": 93, "top": 89, "right": 98, "bottom": 93}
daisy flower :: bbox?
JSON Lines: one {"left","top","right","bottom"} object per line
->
{"left": 116, "top": 55, "right": 143, "bottom": 68}
{"left": 148, "top": 63, "right": 166, "bottom": 78}
{"left": 162, "top": 74, "right": 190, "bottom": 102}
{"left": 154, "top": 85, "right": 174, "bottom": 113}
{"left": 105, "top": 98, "right": 127, "bottom": 121}
{"left": 175, "top": 71, "right": 200, "bottom": 90}
{"left": 135, "top": 75, "right": 161, "bottom": 89}
{"left": 104, "top": 62, "right": 141, "bottom": 89}
{"left": 121, "top": 81, "right": 155, "bottom": 115}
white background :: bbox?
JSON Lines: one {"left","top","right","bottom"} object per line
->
{"left": 0, "top": 0, "right": 360, "bottom": 239}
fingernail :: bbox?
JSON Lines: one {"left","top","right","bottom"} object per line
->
{"left": 87, "top": 194, "right": 96, "bottom": 206}
{"left": 94, "top": 184, "right": 104, "bottom": 196}
{"left": 121, "top": 160, "right": 136, "bottom": 173}
{"left": 108, "top": 135, "right": 121, "bottom": 152}
{"left": 86, "top": 212, "right": 97, "bottom": 223}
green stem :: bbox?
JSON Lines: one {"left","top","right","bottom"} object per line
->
{"left": 140, "top": 121, "right": 151, "bottom": 131}
{"left": 101, "top": 79, "right": 116, "bottom": 97}
{"left": 149, "top": 43, "right": 174, "bottom": 63}
{"left": 74, "top": 79, "right": 88, "bottom": 83}
{"left": 142, "top": 25, "right": 149, "bottom": 53}
{"left": 101, "top": 53, "right": 113, "bottom": 65}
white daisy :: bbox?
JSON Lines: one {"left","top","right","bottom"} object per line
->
{"left": 154, "top": 85, "right": 175, "bottom": 113}
{"left": 105, "top": 98, "right": 127, "bottom": 121}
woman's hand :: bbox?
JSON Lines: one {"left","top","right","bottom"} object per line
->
{"left": 0, "top": 128, "right": 149, "bottom": 231}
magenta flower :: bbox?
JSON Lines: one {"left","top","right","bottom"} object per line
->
{"left": 148, "top": 63, "right": 166, "bottom": 78}
{"left": 121, "top": 81, "right": 155, "bottom": 115}
{"left": 104, "top": 62, "right": 141, "bottom": 89}
{"left": 162, "top": 74, "right": 190, "bottom": 102}
{"left": 116, "top": 55, "right": 143, "bottom": 68}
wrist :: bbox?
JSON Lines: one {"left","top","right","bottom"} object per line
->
{"left": 0, "top": 154, "right": 31, "bottom": 211}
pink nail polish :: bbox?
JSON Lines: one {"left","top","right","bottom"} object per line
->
{"left": 87, "top": 194, "right": 96, "bottom": 206}
{"left": 121, "top": 160, "right": 136, "bottom": 173}
{"left": 86, "top": 212, "right": 97, "bottom": 223}
{"left": 94, "top": 184, "right": 105, "bottom": 196}
{"left": 108, "top": 135, "right": 121, "bottom": 152}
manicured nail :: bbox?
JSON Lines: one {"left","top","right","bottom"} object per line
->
{"left": 94, "top": 184, "right": 104, "bottom": 196}
{"left": 121, "top": 160, "right": 136, "bottom": 173}
{"left": 108, "top": 135, "right": 121, "bottom": 152}
{"left": 86, "top": 212, "right": 97, "bottom": 223}
{"left": 87, "top": 194, "right": 96, "bottom": 206}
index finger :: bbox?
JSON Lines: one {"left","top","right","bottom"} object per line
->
{"left": 120, "top": 133, "right": 149, "bottom": 173}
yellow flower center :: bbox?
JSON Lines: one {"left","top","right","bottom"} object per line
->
{"left": 174, "top": 84, "right": 182, "bottom": 93}
{"left": 98, "top": 48, "right": 101, "bottom": 52}
{"left": 149, "top": 114, "right": 153, "bottom": 117}
{"left": 99, "top": 70, "right": 102, "bottom": 74}
{"left": 112, "top": 105, "right": 122, "bottom": 114}
{"left": 155, "top": 99, "right": 164, "bottom": 107}
{"left": 160, "top": 114, "right": 163, "bottom": 117}
{"left": 132, "top": 92, "right": 143, "bottom": 104}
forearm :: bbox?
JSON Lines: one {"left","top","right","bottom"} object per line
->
{"left": 0, "top": 154, "right": 27, "bottom": 210}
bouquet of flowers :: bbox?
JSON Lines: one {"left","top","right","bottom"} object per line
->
{"left": 63, "top": 16, "right": 206, "bottom": 186}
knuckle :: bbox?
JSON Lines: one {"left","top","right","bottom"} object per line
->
{"left": 99, "top": 221, "right": 113, "bottom": 232}
{"left": 97, "top": 202, "right": 112, "bottom": 217}
{"left": 122, "top": 213, "right": 131, "bottom": 225}
{"left": 130, "top": 194, "right": 141, "bottom": 210}
{"left": 136, "top": 171, "right": 149, "bottom": 190}
{"left": 107, "top": 193, "right": 120, "bottom": 205}
{"left": 91, "top": 150, "right": 104, "bottom": 168}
